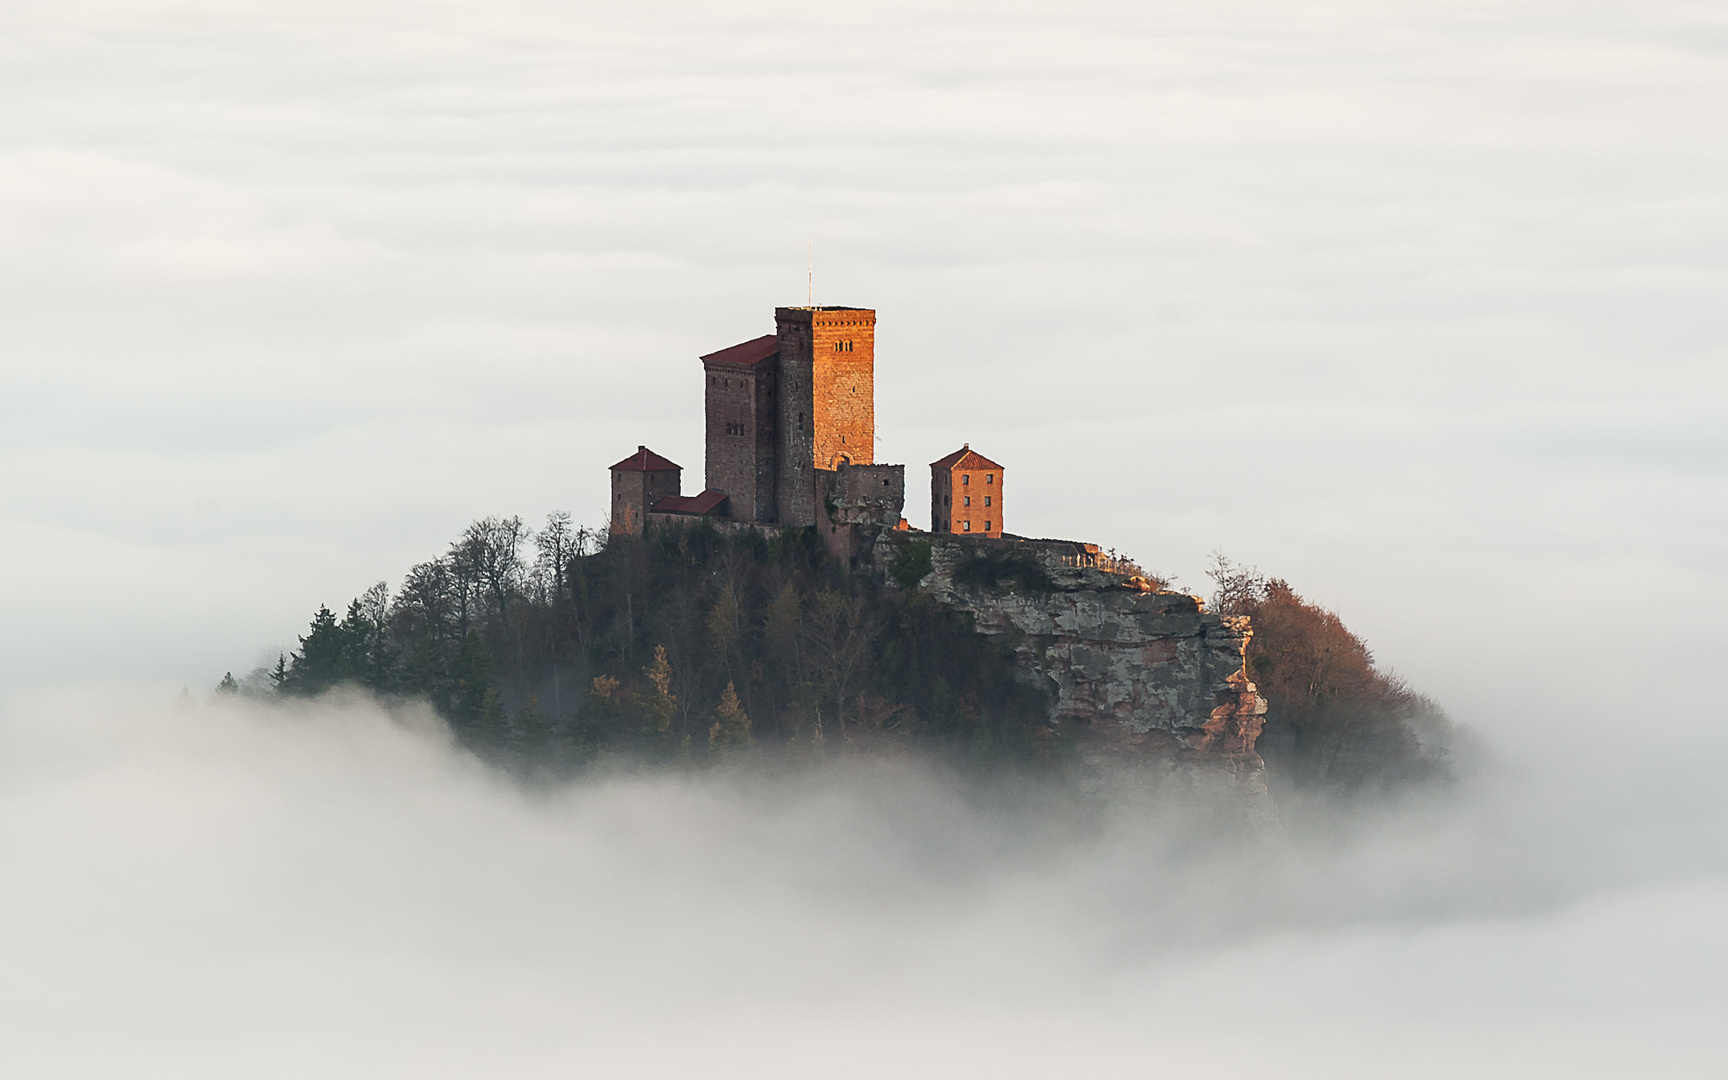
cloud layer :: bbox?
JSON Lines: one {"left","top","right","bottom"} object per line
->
{"left": 0, "top": 690, "right": 1723, "bottom": 1077}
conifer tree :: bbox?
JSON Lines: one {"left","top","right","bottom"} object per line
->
{"left": 279, "top": 604, "right": 346, "bottom": 696}
{"left": 512, "top": 696, "right": 551, "bottom": 756}
{"left": 215, "top": 672, "right": 239, "bottom": 696}
{"left": 643, "top": 645, "right": 677, "bottom": 741}
{"left": 477, "top": 686, "right": 510, "bottom": 750}
{"left": 452, "top": 630, "right": 499, "bottom": 744}
{"left": 404, "top": 630, "right": 448, "bottom": 711}
{"left": 708, "top": 681, "right": 752, "bottom": 753}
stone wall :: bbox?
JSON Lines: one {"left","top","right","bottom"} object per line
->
{"left": 773, "top": 306, "right": 876, "bottom": 526}
{"left": 816, "top": 463, "right": 906, "bottom": 562}
{"left": 809, "top": 311, "right": 875, "bottom": 470}
{"left": 703, "top": 360, "right": 776, "bottom": 522}
{"left": 609, "top": 465, "right": 681, "bottom": 536}
{"left": 773, "top": 309, "right": 816, "bottom": 525}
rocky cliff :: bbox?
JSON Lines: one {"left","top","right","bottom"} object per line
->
{"left": 871, "top": 532, "right": 1274, "bottom": 813}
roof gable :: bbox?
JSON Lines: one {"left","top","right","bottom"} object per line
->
{"left": 700, "top": 334, "right": 778, "bottom": 368}
{"left": 930, "top": 445, "right": 1003, "bottom": 472}
{"left": 611, "top": 445, "right": 681, "bottom": 472}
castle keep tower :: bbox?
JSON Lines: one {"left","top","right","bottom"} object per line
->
{"left": 702, "top": 334, "right": 778, "bottom": 523}
{"left": 773, "top": 306, "right": 876, "bottom": 526}
{"left": 628, "top": 304, "right": 894, "bottom": 534}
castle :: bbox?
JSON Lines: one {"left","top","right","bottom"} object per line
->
{"left": 608, "top": 303, "right": 1269, "bottom": 796}
{"left": 610, "top": 305, "right": 991, "bottom": 549}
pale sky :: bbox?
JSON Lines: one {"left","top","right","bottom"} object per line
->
{"left": 1, "top": 2, "right": 1725, "bottom": 1073}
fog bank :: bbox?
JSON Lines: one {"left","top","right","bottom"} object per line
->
{"left": 1, "top": 688, "right": 1722, "bottom": 1077}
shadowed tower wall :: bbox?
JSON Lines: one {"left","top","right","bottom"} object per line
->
{"left": 701, "top": 335, "right": 778, "bottom": 522}
{"left": 773, "top": 306, "right": 876, "bottom": 526}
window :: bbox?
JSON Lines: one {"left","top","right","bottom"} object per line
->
{"left": 944, "top": 494, "right": 950, "bottom": 506}
{"left": 963, "top": 496, "right": 970, "bottom": 506}
{"left": 963, "top": 521, "right": 971, "bottom": 532}
{"left": 984, "top": 496, "right": 991, "bottom": 506}
{"left": 986, "top": 474, "right": 993, "bottom": 484}
{"left": 984, "top": 521, "right": 991, "bottom": 531}
{"left": 962, "top": 474, "right": 970, "bottom": 486}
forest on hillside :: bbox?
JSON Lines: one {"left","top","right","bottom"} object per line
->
{"left": 223, "top": 515, "right": 1457, "bottom": 789}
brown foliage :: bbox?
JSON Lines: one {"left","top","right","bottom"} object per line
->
{"left": 1209, "top": 556, "right": 1442, "bottom": 788}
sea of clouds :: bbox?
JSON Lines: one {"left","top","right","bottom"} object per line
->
{"left": 1, "top": 688, "right": 1723, "bottom": 1077}
{"left": 1, "top": 0, "right": 1725, "bottom": 1073}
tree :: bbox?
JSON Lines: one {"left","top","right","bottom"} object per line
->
{"left": 1208, "top": 555, "right": 1431, "bottom": 786}
{"left": 512, "top": 697, "right": 552, "bottom": 756}
{"left": 803, "top": 590, "right": 878, "bottom": 735}
{"left": 706, "top": 582, "right": 743, "bottom": 684}
{"left": 278, "top": 605, "right": 345, "bottom": 696}
{"left": 214, "top": 672, "right": 239, "bottom": 696}
{"left": 642, "top": 645, "right": 677, "bottom": 742}
{"left": 708, "top": 681, "right": 752, "bottom": 753}
{"left": 451, "top": 630, "right": 499, "bottom": 745}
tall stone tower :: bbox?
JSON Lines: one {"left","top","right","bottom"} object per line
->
{"left": 773, "top": 306, "right": 876, "bottom": 526}
{"left": 701, "top": 334, "right": 778, "bottom": 522}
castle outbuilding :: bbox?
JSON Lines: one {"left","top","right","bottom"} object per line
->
{"left": 930, "top": 444, "right": 1003, "bottom": 537}
{"left": 609, "top": 446, "right": 685, "bottom": 535}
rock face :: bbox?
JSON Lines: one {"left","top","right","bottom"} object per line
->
{"left": 872, "top": 533, "right": 1273, "bottom": 812}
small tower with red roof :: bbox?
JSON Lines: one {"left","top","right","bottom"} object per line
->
{"left": 930, "top": 444, "right": 1004, "bottom": 538}
{"left": 609, "top": 445, "right": 681, "bottom": 536}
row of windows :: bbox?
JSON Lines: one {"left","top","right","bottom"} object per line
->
{"left": 942, "top": 494, "right": 993, "bottom": 507}
{"left": 831, "top": 340, "right": 855, "bottom": 352}
{"left": 723, "top": 421, "right": 750, "bottom": 436}
{"left": 708, "top": 376, "right": 773, "bottom": 397}
{"left": 960, "top": 473, "right": 994, "bottom": 486}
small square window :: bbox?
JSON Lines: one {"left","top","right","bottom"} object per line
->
{"left": 984, "top": 496, "right": 991, "bottom": 507}
{"left": 962, "top": 474, "right": 969, "bottom": 485}
{"left": 963, "top": 521, "right": 971, "bottom": 532}
{"left": 963, "top": 496, "right": 970, "bottom": 506}
{"left": 985, "top": 521, "right": 991, "bottom": 531}
{"left": 986, "top": 474, "right": 993, "bottom": 484}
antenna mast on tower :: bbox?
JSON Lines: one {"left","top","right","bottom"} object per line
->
{"left": 807, "top": 242, "right": 812, "bottom": 305}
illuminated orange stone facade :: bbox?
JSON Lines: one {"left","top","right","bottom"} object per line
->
{"left": 772, "top": 306, "right": 876, "bottom": 525}
{"left": 611, "top": 304, "right": 910, "bottom": 534}
{"left": 929, "top": 444, "right": 1003, "bottom": 538}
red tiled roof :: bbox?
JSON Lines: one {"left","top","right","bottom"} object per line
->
{"left": 930, "top": 444, "right": 1003, "bottom": 471}
{"left": 651, "top": 490, "right": 730, "bottom": 516}
{"left": 700, "top": 334, "right": 777, "bottom": 368}
{"left": 610, "top": 445, "right": 681, "bottom": 472}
